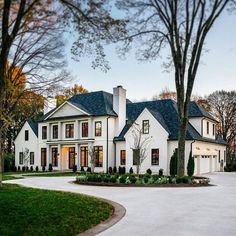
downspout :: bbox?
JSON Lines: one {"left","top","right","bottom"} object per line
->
{"left": 106, "top": 116, "right": 110, "bottom": 173}
{"left": 190, "top": 140, "right": 196, "bottom": 154}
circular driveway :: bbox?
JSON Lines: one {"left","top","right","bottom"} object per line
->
{"left": 6, "top": 173, "right": 236, "bottom": 236}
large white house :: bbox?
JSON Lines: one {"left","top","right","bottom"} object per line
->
{"left": 15, "top": 86, "right": 227, "bottom": 175}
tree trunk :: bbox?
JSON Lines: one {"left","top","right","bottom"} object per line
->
{"left": 177, "top": 117, "right": 188, "bottom": 177}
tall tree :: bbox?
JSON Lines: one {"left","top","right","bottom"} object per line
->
{"left": 0, "top": 0, "right": 124, "bottom": 187}
{"left": 116, "top": 0, "right": 232, "bottom": 176}
{"left": 207, "top": 90, "right": 236, "bottom": 162}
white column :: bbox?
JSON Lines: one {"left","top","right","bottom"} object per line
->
{"left": 58, "top": 122, "right": 62, "bottom": 140}
{"left": 58, "top": 144, "right": 61, "bottom": 170}
{"left": 74, "top": 121, "right": 79, "bottom": 139}
{"left": 197, "top": 155, "right": 201, "bottom": 175}
{"left": 75, "top": 144, "right": 79, "bottom": 168}
{"left": 88, "top": 118, "right": 93, "bottom": 139}
{"left": 46, "top": 145, "right": 50, "bottom": 169}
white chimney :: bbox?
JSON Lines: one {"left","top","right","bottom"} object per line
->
{"left": 44, "top": 97, "right": 57, "bottom": 115}
{"left": 113, "top": 85, "right": 126, "bottom": 136}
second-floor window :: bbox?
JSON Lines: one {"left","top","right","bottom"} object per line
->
{"left": 212, "top": 124, "right": 215, "bottom": 136}
{"left": 25, "top": 130, "right": 29, "bottom": 141}
{"left": 52, "top": 125, "right": 58, "bottom": 139}
{"left": 142, "top": 120, "right": 149, "bottom": 134}
{"left": 65, "top": 124, "right": 74, "bottom": 138}
{"left": 42, "top": 126, "right": 47, "bottom": 140}
{"left": 82, "top": 122, "right": 88, "bottom": 137}
{"left": 95, "top": 121, "right": 102, "bottom": 136}
{"left": 206, "top": 121, "right": 209, "bottom": 134}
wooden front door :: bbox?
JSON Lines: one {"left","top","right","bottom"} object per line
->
{"left": 68, "top": 147, "right": 75, "bottom": 169}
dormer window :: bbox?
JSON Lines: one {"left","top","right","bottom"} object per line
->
{"left": 65, "top": 124, "right": 74, "bottom": 138}
{"left": 142, "top": 120, "right": 149, "bottom": 134}
{"left": 206, "top": 121, "right": 209, "bottom": 134}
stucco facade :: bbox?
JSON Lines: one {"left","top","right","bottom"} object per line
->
{"left": 14, "top": 86, "right": 227, "bottom": 174}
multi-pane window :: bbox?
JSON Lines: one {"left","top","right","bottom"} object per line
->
{"left": 25, "top": 130, "right": 29, "bottom": 141}
{"left": 52, "top": 147, "right": 58, "bottom": 167}
{"left": 52, "top": 125, "right": 58, "bottom": 139}
{"left": 120, "top": 150, "right": 126, "bottom": 165}
{"left": 206, "top": 121, "right": 209, "bottom": 134}
{"left": 82, "top": 122, "right": 88, "bottom": 137}
{"left": 19, "top": 152, "right": 23, "bottom": 164}
{"left": 218, "top": 150, "right": 221, "bottom": 163}
{"left": 65, "top": 124, "right": 74, "bottom": 138}
{"left": 95, "top": 121, "right": 102, "bottom": 136}
{"left": 41, "top": 148, "right": 47, "bottom": 167}
{"left": 80, "top": 146, "right": 88, "bottom": 167}
{"left": 151, "top": 149, "right": 159, "bottom": 165}
{"left": 94, "top": 146, "right": 103, "bottom": 167}
{"left": 133, "top": 149, "right": 140, "bottom": 165}
{"left": 142, "top": 120, "right": 149, "bottom": 134}
{"left": 42, "top": 126, "right": 47, "bottom": 139}
{"left": 30, "top": 152, "right": 34, "bottom": 165}
{"left": 212, "top": 124, "right": 215, "bottom": 136}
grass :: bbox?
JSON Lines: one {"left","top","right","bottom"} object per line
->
{"left": 0, "top": 184, "right": 113, "bottom": 236}
{"left": 2, "top": 174, "right": 22, "bottom": 181}
{"left": 22, "top": 172, "right": 77, "bottom": 177}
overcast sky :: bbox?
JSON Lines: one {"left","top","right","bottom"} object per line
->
{"left": 65, "top": 10, "right": 236, "bottom": 102}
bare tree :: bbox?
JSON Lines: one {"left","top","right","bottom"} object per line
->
{"left": 130, "top": 122, "right": 152, "bottom": 174}
{"left": 207, "top": 90, "right": 236, "bottom": 163}
{"left": 88, "top": 145, "right": 97, "bottom": 173}
{"left": 116, "top": 0, "right": 233, "bottom": 176}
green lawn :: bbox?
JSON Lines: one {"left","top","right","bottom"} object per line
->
{"left": 2, "top": 174, "right": 22, "bottom": 181}
{"left": 0, "top": 184, "right": 113, "bottom": 236}
{"left": 23, "top": 172, "right": 77, "bottom": 177}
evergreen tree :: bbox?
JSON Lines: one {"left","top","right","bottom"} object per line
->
{"left": 170, "top": 149, "right": 178, "bottom": 176}
{"left": 187, "top": 152, "right": 195, "bottom": 177}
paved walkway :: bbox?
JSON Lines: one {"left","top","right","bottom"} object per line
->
{"left": 5, "top": 173, "right": 236, "bottom": 236}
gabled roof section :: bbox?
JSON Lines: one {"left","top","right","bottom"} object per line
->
{"left": 189, "top": 101, "right": 216, "bottom": 121}
{"left": 27, "top": 120, "right": 38, "bottom": 137}
{"left": 114, "top": 99, "right": 226, "bottom": 145}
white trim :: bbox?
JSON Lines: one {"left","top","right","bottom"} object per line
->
{"left": 44, "top": 101, "right": 90, "bottom": 120}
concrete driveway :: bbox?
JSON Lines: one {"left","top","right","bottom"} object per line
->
{"left": 5, "top": 173, "right": 236, "bottom": 236}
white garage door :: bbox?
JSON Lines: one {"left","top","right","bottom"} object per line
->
{"left": 200, "top": 155, "right": 210, "bottom": 174}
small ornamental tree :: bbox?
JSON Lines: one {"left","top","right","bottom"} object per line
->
{"left": 187, "top": 152, "right": 195, "bottom": 177}
{"left": 170, "top": 149, "right": 178, "bottom": 176}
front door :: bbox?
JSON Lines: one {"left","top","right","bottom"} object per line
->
{"left": 68, "top": 147, "right": 75, "bottom": 169}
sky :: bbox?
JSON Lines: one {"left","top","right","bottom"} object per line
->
{"left": 65, "top": 10, "right": 236, "bottom": 102}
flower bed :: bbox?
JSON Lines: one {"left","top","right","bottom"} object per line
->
{"left": 75, "top": 173, "right": 211, "bottom": 187}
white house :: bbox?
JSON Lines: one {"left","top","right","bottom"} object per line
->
{"left": 14, "top": 86, "right": 227, "bottom": 175}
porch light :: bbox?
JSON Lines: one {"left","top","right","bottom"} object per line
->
{"left": 57, "top": 153, "right": 60, "bottom": 158}
{"left": 75, "top": 153, "right": 77, "bottom": 158}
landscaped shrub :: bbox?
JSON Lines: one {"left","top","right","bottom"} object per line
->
{"left": 108, "top": 166, "right": 113, "bottom": 174}
{"left": 118, "top": 175, "right": 126, "bottom": 184}
{"left": 49, "top": 163, "right": 53, "bottom": 172}
{"left": 128, "top": 175, "right": 137, "bottom": 184}
{"left": 143, "top": 175, "right": 149, "bottom": 184}
{"left": 77, "top": 175, "right": 87, "bottom": 182}
{"left": 80, "top": 166, "right": 85, "bottom": 172}
{"left": 176, "top": 176, "right": 191, "bottom": 184}
{"left": 113, "top": 166, "right": 117, "bottom": 174}
{"left": 110, "top": 176, "right": 117, "bottom": 183}
{"left": 42, "top": 166, "right": 46, "bottom": 172}
{"left": 87, "top": 174, "right": 101, "bottom": 182}
{"left": 187, "top": 151, "right": 195, "bottom": 177}
{"left": 129, "top": 167, "right": 133, "bottom": 174}
{"left": 148, "top": 177, "right": 155, "bottom": 184}
{"left": 26, "top": 166, "right": 29, "bottom": 171}
{"left": 35, "top": 166, "right": 39, "bottom": 172}
{"left": 87, "top": 167, "right": 91, "bottom": 173}
{"left": 22, "top": 166, "right": 26, "bottom": 172}
{"left": 73, "top": 165, "right": 77, "bottom": 173}
{"left": 103, "top": 175, "right": 110, "bottom": 183}
{"left": 17, "top": 166, "right": 21, "bottom": 171}
{"left": 30, "top": 166, "right": 33, "bottom": 172}
{"left": 170, "top": 149, "right": 178, "bottom": 176}
{"left": 3, "top": 153, "right": 15, "bottom": 172}
{"left": 13, "top": 166, "right": 17, "bottom": 172}
{"left": 125, "top": 177, "right": 131, "bottom": 184}
{"left": 146, "top": 168, "right": 152, "bottom": 175}
{"left": 118, "top": 166, "right": 126, "bottom": 175}
{"left": 159, "top": 168, "right": 164, "bottom": 176}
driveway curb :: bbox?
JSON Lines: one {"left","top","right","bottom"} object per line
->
{"left": 78, "top": 199, "right": 126, "bottom": 236}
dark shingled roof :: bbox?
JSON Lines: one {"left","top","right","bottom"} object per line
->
{"left": 114, "top": 99, "right": 226, "bottom": 145}
{"left": 27, "top": 120, "right": 38, "bottom": 137}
